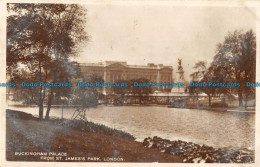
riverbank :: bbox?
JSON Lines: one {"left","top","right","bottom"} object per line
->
{"left": 185, "top": 106, "right": 255, "bottom": 113}
{"left": 142, "top": 136, "right": 254, "bottom": 163}
{"left": 6, "top": 109, "right": 183, "bottom": 162}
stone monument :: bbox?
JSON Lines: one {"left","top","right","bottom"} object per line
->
{"left": 171, "top": 58, "right": 187, "bottom": 94}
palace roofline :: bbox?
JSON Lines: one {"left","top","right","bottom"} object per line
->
{"left": 78, "top": 61, "right": 173, "bottom": 70}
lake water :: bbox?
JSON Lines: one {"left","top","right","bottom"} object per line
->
{"left": 7, "top": 105, "right": 255, "bottom": 149}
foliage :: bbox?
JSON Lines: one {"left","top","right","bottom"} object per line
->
{"left": 110, "top": 79, "right": 130, "bottom": 104}
{"left": 70, "top": 74, "right": 102, "bottom": 120}
{"left": 190, "top": 61, "right": 216, "bottom": 106}
{"left": 190, "top": 30, "right": 256, "bottom": 108}
{"left": 7, "top": 3, "right": 89, "bottom": 119}
{"left": 211, "top": 29, "right": 256, "bottom": 108}
{"left": 128, "top": 78, "right": 154, "bottom": 104}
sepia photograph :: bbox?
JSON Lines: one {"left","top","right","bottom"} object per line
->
{"left": 1, "top": 0, "right": 259, "bottom": 166}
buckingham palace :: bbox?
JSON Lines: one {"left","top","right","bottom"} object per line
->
{"left": 79, "top": 61, "right": 173, "bottom": 84}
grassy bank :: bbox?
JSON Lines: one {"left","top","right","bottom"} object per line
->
{"left": 6, "top": 109, "right": 183, "bottom": 162}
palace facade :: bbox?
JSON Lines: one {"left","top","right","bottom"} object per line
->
{"left": 79, "top": 61, "right": 173, "bottom": 84}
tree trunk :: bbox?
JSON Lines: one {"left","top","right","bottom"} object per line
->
{"left": 208, "top": 94, "right": 211, "bottom": 107}
{"left": 238, "top": 90, "right": 243, "bottom": 107}
{"left": 244, "top": 93, "right": 248, "bottom": 110}
{"left": 39, "top": 102, "right": 43, "bottom": 120}
{"left": 45, "top": 88, "right": 54, "bottom": 120}
{"left": 38, "top": 59, "right": 44, "bottom": 120}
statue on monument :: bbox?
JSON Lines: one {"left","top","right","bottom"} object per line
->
{"left": 178, "top": 58, "right": 182, "bottom": 66}
{"left": 177, "top": 58, "right": 184, "bottom": 81}
{"left": 178, "top": 58, "right": 183, "bottom": 71}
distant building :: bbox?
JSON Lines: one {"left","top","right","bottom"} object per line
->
{"left": 79, "top": 61, "right": 173, "bottom": 84}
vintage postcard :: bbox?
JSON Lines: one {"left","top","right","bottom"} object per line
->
{"left": 0, "top": 0, "right": 259, "bottom": 167}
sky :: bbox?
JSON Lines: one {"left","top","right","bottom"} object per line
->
{"left": 75, "top": 4, "right": 256, "bottom": 81}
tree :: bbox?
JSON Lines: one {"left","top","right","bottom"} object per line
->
{"left": 7, "top": 4, "right": 88, "bottom": 119}
{"left": 211, "top": 30, "right": 256, "bottom": 108}
{"left": 190, "top": 61, "right": 216, "bottom": 106}
{"left": 70, "top": 74, "right": 100, "bottom": 120}
{"left": 111, "top": 79, "right": 130, "bottom": 104}
{"left": 190, "top": 61, "right": 207, "bottom": 82}
{"left": 200, "top": 67, "right": 217, "bottom": 106}
{"left": 128, "top": 78, "right": 153, "bottom": 104}
{"left": 45, "top": 61, "right": 79, "bottom": 120}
